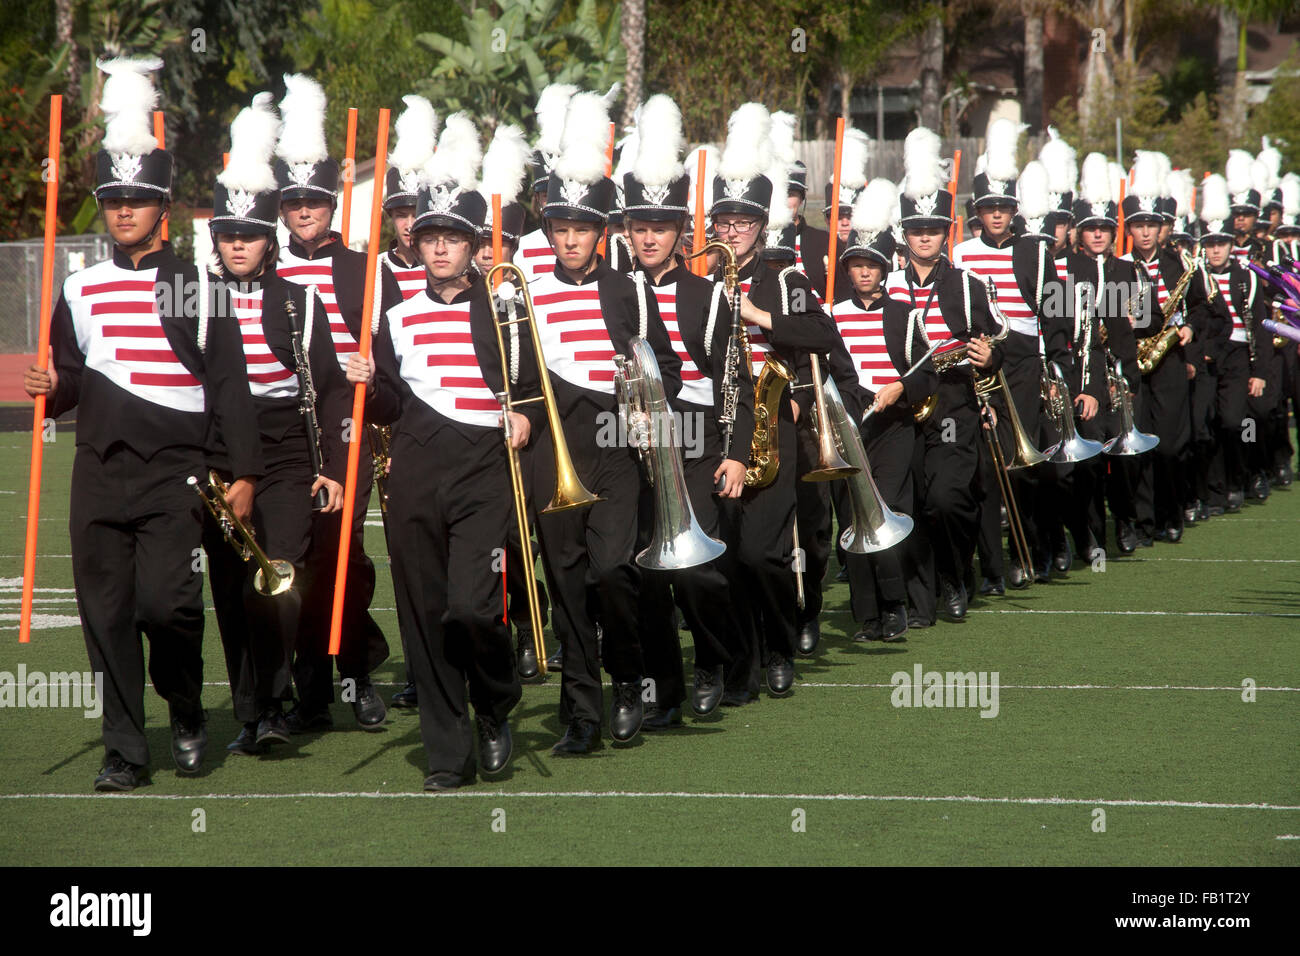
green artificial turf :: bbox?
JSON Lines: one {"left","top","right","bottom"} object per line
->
{"left": 0, "top": 432, "right": 1295, "bottom": 865}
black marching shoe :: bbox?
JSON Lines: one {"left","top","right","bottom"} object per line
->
{"left": 226, "top": 723, "right": 262, "bottom": 756}
{"left": 907, "top": 611, "right": 933, "bottom": 629}
{"left": 1226, "top": 490, "right": 1244, "bottom": 513}
{"left": 692, "top": 666, "right": 725, "bottom": 716}
{"left": 609, "top": 680, "right": 644, "bottom": 742}
{"left": 476, "top": 715, "right": 512, "bottom": 775}
{"left": 796, "top": 619, "right": 820, "bottom": 657}
{"left": 284, "top": 704, "right": 332, "bottom": 735}
{"left": 1183, "top": 505, "right": 1198, "bottom": 526}
{"left": 170, "top": 711, "right": 207, "bottom": 775}
{"left": 1274, "top": 463, "right": 1293, "bottom": 487}
{"left": 721, "top": 687, "right": 758, "bottom": 707}
{"left": 516, "top": 631, "right": 540, "bottom": 680}
{"left": 551, "top": 718, "right": 601, "bottom": 756}
{"left": 641, "top": 704, "right": 684, "bottom": 731}
{"left": 979, "top": 576, "right": 1005, "bottom": 596}
{"left": 1197, "top": 502, "right": 1213, "bottom": 520}
{"left": 766, "top": 654, "right": 795, "bottom": 696}
{"left": 939, "top": 578, "right": 967, "bottom": 622}
{"left": 94, "top": 755, "right": 148, "bottom": 793}
{"left": 1137, "top": 530, "right": 1154, "bottom": 548}
{"left": 545, "top": 645, "right": 563, "bottom": 673}
{"left": 1165, "top": 523, "right": 1183, "bottom": 543}
{"left": 390, "top": 681, "right": 418, "bottom": 710}
{"left": 1247, "top": 473, "right": 1270, "bottom": 500}
{"left": 424, "top": 771, "right": 473, "bottom": 792}
{"left": 881, "top": 603, "right": 908, "bottom": 642}
{"left": 352, "top": 678, "right": 387, "bottom": 731}
{"left": 853, "top": 618, "right": 883, "bottom": 643}
{"left": 257, "top": 706, "right": 292, "bottom": 745}
{"left": 1116, "top": 519, "right": 1138, "bottom": 555}
{"left": 1153, "top": 527, "right": 1169, "bottom": 542}
{"left": 1053, "top": 538, "right": 1072, "bottom": 573}
{"left": 1009, "top": 565, "right": 1033, "bottom": 590}
{"left": 1033, "top": 557, "right": 1052, "bottom": 584}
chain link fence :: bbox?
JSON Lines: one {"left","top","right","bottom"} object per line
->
{"left": 0, "top": 234, "right": 113, "bottom": 354}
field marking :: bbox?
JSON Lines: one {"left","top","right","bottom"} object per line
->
{"left": 0, "top": 790, "right": 1296, "bottom": 811}
{"left": 1277, "top": 835, "right": 1300, "bottom": 840}
{"left": 972, "top": 609, "right": 1300, "bottom": 619}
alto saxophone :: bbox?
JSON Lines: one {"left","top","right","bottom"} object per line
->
{"left": 1135, "top": 250, "right": 1197, "bottom": 374}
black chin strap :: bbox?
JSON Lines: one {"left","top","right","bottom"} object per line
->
{"left": 112, "top": 204, "right": 168, "bottom": 255}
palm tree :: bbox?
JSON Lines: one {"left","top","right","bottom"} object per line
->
{"left": 620, "top": 0, "right": 645, "bottom": 128}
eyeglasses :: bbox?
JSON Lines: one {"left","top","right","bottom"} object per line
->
{"left": 713, "top": 219, "right": 759, "bottom": 235}
{"left": 420, "top": 233, "right": 469, "bottom": 248}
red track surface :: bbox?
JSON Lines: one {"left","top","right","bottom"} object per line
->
{"left": 0, "top": 355, "right": 35, "bottom": 404}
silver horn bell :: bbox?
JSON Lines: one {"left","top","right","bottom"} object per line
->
{"left": 614, "top": 337, "right": 727, "bottom": 570}
{"left": 1043, "top": 361, "right": 1105, "bottom": 463}
{"left": 1103, "top": 359, "right": 1160, "bottom": 456}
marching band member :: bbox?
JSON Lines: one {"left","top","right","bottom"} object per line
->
{"left": 708, "top": 104, "right": 841, "bottom": 702}
{"left": 203, "top": 93, "right": 352, "bottom": 755}
{"left": 1195, "top": 174, "right": 1275, "bottom": 514}
{"left": 622, "top": 94, "right": 753, "bottom": 723}
{"left": 1226, "top": 150, "right": 1264, "bottom": 268}
{"left": 23, "top": 58, "right": 263, "bottom": 789}
{"left": 272, "top": 73, "right": 390, "bottom": 733}
{"left": 835, "top": 179, "right": 936, "bottom": 641}
{"left": 352, "top": 115, "right": 531, "bottom": 790}
{"left": 529, "top": 91, "right": 682, "bottom": 754}
{"left": 884, "top": 127, "right": 1001, "bottom": 624}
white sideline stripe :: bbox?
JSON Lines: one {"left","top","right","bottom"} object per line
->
{"left": 1144, "top": 557, "right": 1300, "bottom": 564}
{"left": 0, "top": 791, "right": 1295, "bottom": 811}
{"left": 974, "top": 609, "right": 1300, "bottom": 618}
{"left": 1277, "top": 835, "right": 1300, "bottom": 840}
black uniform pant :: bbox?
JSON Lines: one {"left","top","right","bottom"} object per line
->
{"left": 794, "top": 423, "right": 833, "bottom": 628}
{"left": 294, "top": 443, "right": 390, "bottom": 711}
{"left": 917, "top": 374, "right": 981, "bottom": 588}
{"left": 1066, "top": 401, "right": 1113, "bottom": 556}
{"left": 1189, "top": 352, "right": 1217, "bottom": 508}
{"left": 204, "top": 435, "right": 313, "bottom": 725}
{"left": 845, "top": 413, "right": 914, "bottom": 623}
{"left": 1206, "top": 343, "right": 1256, "bottom": 504}
{"left": 533, "top": 410, "right": 644, "bottom": 729}
{"left": 70, "top": 443, "right": 207, "bottom": 767}
{"left": 719, "top": 407, "right": 798, "bottom": 696}
{"left": 1274, "top": 341, "right": 1299, "bottom": 472}
{"left": 1135, "top": 350, "right": 1192, "bottom": 536}
{"left": 639, "top": 408, "right": 743, "bottom": 708}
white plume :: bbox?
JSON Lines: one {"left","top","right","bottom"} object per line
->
{"left": 534, "top": 83, "right": 578, "bottom": 159}
{"left": 612, "top": 128, "right": 639, "bottom": 182}
{"left": 984, "top": 117, "right": 1025, "bottom": 182}
{"left": 1282, "top": 172, "right": 1300, "bottom": 219}
{"left": 718, "top": 103, "right": 771, "bottom": 183}
{"left": 554, "top": 91, "right": 611, "bottom": 185}
{"left": 765, "top": 110, "right": 798, "bottom": 199}
{"left": 850, "top": 177, "right": 897, "bottom": 239}
{"left": 600, "top": 82, "right": 622, "bottom": 108}
{"left": 767, "top": 180, "right": 793, "bottom": 233}
{"left": 218, "top": 92, "right": 280, "bottom": 193}
{"left": 1079, "top": 152, "right": 1112, "bottom": 205}
{"left": 1039, "top": 127, "right": 1077, "bottom": 194}
{"left": 389, "top": 95, "right": 438, "bottom": 175}
{"left": 1151, "top": 151, "right": 1172, "bottom": 197}
{"left": 632, "top": 94, "right": 686, "bottom": 188}
{"left": 423, "top": 112, "right": 481, "bottom": 188}
{"left": 686, "top": 144, "right": 719, "bottom": 216}
{"left": 902, "top": 127, "right": 944, "bottom": 200}
{"left": 1250, "top": 158, "right": 1272, "bottom": 196}
{"left": 1108, "top": 161, "right": 1126, "bottom": 206}
{"left": 838, "top": 127, "right": 871, "bottom": 191}
{"left": 1258, "top": 138, "right": 1282, "bottom": 189}
{"left": 1016, "top": 160, "right": 1052, "bottom": 221}
{"left": 97, "top": 56, "right": 163, "bottom": 156}
{"left": 1225, "top": 149, "right": 1255, "bottom": 195}
{"left": 974, "top": 154, "right": 987, "bottom": 177}
{"left": 479, "top": 124, "right": 531, "bottom": 200}
{"left": 1200, "top": 173, "right": 1230, "bottom": 224}
{"left": 1130, "top": 150, "right": 1163, "bottom": 201}
{"left": 276, "top": 73, "right": 328, "bottom": 165}
{"left": 1167, "top": 169, "right": 1195, "bottom": 218}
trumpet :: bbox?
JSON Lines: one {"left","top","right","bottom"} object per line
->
{"left": 486, "top": 262, "right": 603, "bottom": 678}
{"left": 189, "top": 471, "right": 294, "bottom": 597}
{"left": 615, "top": 337, "right": 727, "bottom": 570}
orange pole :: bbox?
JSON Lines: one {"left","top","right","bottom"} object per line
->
{"left": 948, "top": 148, "right": 961, "bottom": 258}
{"left": 153, "top": 111, "right": 167, "bottom": 240}
{"left": 692, "top": 149, "right": 707, "bottom": 276}
{"left": 599, "top": 121, "right": 614, "bottom": 259}
{"left": 1117, "top": 179, "right": 1127, "bottom": 255}
{"left": 825, "top": 118, "right": 845, "bottom": 307}
{"left": 222, "top": 152, "right": 229, "bottom": 170}
{"left": 328, "top": 109, "right": 390, "bottom": 657}
{"left": 956, "top": 213, "right": 965, "bottom": 241}
{"left": 20, "top": 95, "right": 62, "bottom": 644}
{"left": 342, "top": 107, "right": 358, "bottom": 245}
{"left": 492, "top": 194, "right": 503, "bottom": 285}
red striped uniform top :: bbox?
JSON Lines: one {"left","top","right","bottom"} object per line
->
{"left": 514, "top": 228, "right": 556, "bottom": 281}
{"left": 832, "top": 297, "right": 894, "bottom": 390}
{"left": 1213, "top": 272, "right": 1248, "bottom": 343}
{"left": 651, "top": 282, "right": 712, "bottom": 406}
{"left": 230, "top": 287, "right": 298, "bottom": 399}
{"left": 735, "top": 274, "right": 774, "bottom": 377}
{"left": 1127, "top": 254, "right": 1171, "bottom": 315}
{"left": 277, "top": 248, "right": 355, "bottom": 371}
{"left": 1231, "top": 245, "right": 1251, "bottom": 268}
{"left": 883, "top": 269, "right": 964, "bottom": 362}
{"left": 528, "top": 274, "right": 618, "bottom": 394}
{"left": 65, "top": 264, "right": 204, "bottom": 412}
{"left": 385, "top": 292, "right": 502, "bottom": 428}
{"left": 951, "top": 237, "right": 1037, "bottom": 336}
{"left": 384, "top": 251, "right": 426, "bottom": 301}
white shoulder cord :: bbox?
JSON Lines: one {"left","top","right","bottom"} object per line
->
{"left": 196, "top": 268, "right": 210, "bottom": 354}
{"left": 370, "top": 261, "right": 384, "bottom": 337}
{"left": 704, "top": 281, "right": 723, "bottom": 359}
{"left": 961, "top": 268, "right": 972, "bottom": 331}
{"left": 905, "top": 306, "right": 926, "bottom": 367}
{"left": 778, "top": 266, "right": 796, "bottom": 316}
{"left": 633, "top": 270, "right": 648, "bottom": 339}
{"left": 1035, "top": 242, "right": 1047, "bottom": 356}
{"left": 1245, "top": 270, "right": 1256, "bottom": 310}
{"left": 303, "top": 285, "right": 317, "bottom": 354}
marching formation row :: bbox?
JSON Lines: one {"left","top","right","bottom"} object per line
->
{"left": 23, "top": 58, "right": 1297, "bottom": 792}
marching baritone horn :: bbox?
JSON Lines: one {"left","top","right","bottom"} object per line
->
{"left": 615, "top": 337, "right": 727, "bottom": 570}
{"left": 1041, "top": 361, "right": 1105, "bottom": 463}
{"left": 1103, "top": 358, "right": 1159, "bottom": 456}
{"left": 189, "top": 471, "right": 295, "bottom": 597}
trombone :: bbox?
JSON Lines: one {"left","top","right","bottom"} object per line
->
{"left": 486, "top": 261, "right": 602, "bottom": 678}
{"left": 189, "top": 471, "right": 294, "bottom": 597}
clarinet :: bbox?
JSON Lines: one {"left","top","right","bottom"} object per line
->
{"left": 286, "top": 290, "right": 330, "bottom": 511}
